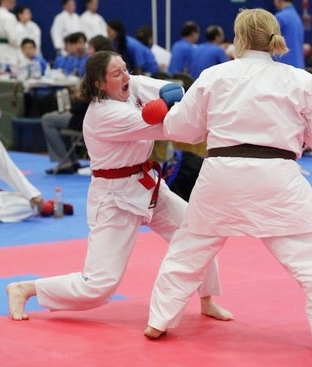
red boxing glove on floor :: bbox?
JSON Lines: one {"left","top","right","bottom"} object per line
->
{"left": 142, "top": 98, "right": 169, "bottom": 124}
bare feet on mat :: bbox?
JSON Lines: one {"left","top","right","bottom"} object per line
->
{"left": 7, "top": 282, "right": 35, "bottom": 321}
{"left": 201, "top": 296, "right": 234, "bottom": 321}
{"left": 144, "top": 326, "right": 167, "bottom": 339}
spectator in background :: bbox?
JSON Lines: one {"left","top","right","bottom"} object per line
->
{"left": 168, "top": 21, "right": 200, "bottom": 75}
{"left": 80, "top": 0, "right": 108, "bottom": 41}
{"left": 0, "top": 0, "right": 20, "bottom": 69}
{"left": 14, "top": 5, "right": 42, "bottom": 55}
{"left": 274, "top": 0, "right": 305, "bottom": 68}
{"left": 53, "top": 32, "right": 88, "bottom": 78}
{"left": 19, "top": 38, "right": 47, "bottom": 77}
{"left": 135, "top": 25, "right": 171, "bottom": 73}
{"left": 50, "top": 0, "right": 81, "bottom": 56}
{"left": 107, "top": 19, "right": 159, "bottom": 76}
{"left": 87, "top": 34, "right": 112, "bottom": 55}
{"left": 189, "top": 25, "right": 229, "bottom": 79}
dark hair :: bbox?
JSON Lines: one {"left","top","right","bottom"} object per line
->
{"left": 14, "top": 5, "right": 30, "bottom": 19}
{"left": 205, "top": 26, "right": 223, "bottom": 42}
{"left": 21, "top": 38, "right": 36, "bottom": 48}
{"left": 107, "top": 20, "right": 127, "bottom": 57}
{"left": 62, "top": 0, "right": 73, "bottom": 5}
{"left": 66, "top": 32, "right": 87, "bottom": 44}
{"left": 181, "top": 21, "right": 199, "bottom": 37}
{"left": 136, "top": 25, "right": 153, "bottom": 47}
{"left": 89, "top": 35, "right": 114, "bottom": 52}
{"left": 80, "top": 50, "right": 120, "bottom": 103}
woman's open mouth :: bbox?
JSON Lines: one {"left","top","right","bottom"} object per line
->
{"left": 122, "top": 83, "right": 129, "bottom": 91}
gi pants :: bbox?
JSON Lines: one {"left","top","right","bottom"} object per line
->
{"left": 147, "top": 229, "right": 312, "bottom": 333}
{"left": 36, "top": 182, "right": 221, "bottom": 311}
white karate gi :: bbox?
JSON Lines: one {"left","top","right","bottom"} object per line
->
{"left": 147, "top": 50, "right": 312, "bottom": 333}
{"left": 0, "top": 6, "right": 20, "bottom": 67}
{"left": 80, "top": 10, "right": 107, "bottom": 41}
{"left": 16, "top": 20, "right": 42, "bottom": 53}
{"left": 0, "top": 141, "right": 41, "bottom": 222}
{"left": 35, "top": 75, "right": 221, "bottom": 312}
{"left": 50, "top": 10, "right": 81, "bottom": 53}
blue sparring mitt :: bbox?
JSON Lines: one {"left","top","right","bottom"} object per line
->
{"left": 159, "top": 82, "right": 184, "bottom": 108}
{"left": 142, "top": 82, "right": 184, "bottom": 125}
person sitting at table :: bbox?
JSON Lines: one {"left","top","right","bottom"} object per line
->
{"left": 53, "top": 32, "right": 88, "bottom": 78}
{"left": 19, "top": 38, "right": 47, "bottom": 77}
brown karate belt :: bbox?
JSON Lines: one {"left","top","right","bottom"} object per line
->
{"left": 92, "top": 160, "right": 162, "bottom": 208}
{"left": 208, "top": 144, "right": 296, "bottom": 160}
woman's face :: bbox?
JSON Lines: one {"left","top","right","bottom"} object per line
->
{"left": 99, "top": 56, "right": 130, "bottom": 101}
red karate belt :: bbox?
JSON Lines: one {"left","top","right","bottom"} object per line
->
{"left": 92, "top": 160, "right": 162, "bottom": 208}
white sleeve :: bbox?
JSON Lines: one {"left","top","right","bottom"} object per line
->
{"left": 0, "top": 141, "right": 41, "bottom": 200}
{"left": 163, "top": 78, "right": 208, "bottom": 144}
{"left": 87, "top": 100, "right": 167, "bottom": 141}
{"left": 130, "top": 75, "right": 183, "bottom": 104}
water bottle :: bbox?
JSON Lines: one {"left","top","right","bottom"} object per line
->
{"left": 53, "top": 187, "right": 64, "bottom": 218}
{"left": 30, "top": 60, "right": 41, "bottom": 79}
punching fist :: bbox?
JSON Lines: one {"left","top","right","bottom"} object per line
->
{"left": 142, "top": 98, "right": 168, "bottom": 125}
{"left": 142, "top": 83, "right": 184, "bottom": 125}
{"left": 159, "top": 82, "right": 184, "bottom": 108}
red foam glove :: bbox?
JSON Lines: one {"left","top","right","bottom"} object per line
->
{"left": 142, "top": 98, "right": 169, "bottom": 125}
{"left": 40, "top": 200, "right": 74, "bottom": 216}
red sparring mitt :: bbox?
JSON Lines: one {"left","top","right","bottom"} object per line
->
{"left": 142, "top": 98, "right": 169, "bottom": 125}
{"left": 142, "top": 83, "right": 184, "bottom": 125}
{"left": 40, "top": 200, "right": 74, "bottom": 217}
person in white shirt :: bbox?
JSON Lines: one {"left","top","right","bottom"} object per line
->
{"left": 0, "top": 140, "right": 43, "bottom": 222}
{"left": 80, "top": 0, "right": 107, "bottom": 41}
{"left": 14, "top": 5, "right": 42, "bottom": 55}
{"left": 0, "top": 0, "right": 20, "bottom": 68}
{"left": 144, "top": 8, "right": 312, "bottom": 340}
{"left": 50, "top": 0, "right": 81, "bottom": 55}
{"left": 6, "top": 50, "right": 233, "bottom": 324}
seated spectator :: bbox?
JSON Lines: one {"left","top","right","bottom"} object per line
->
{"left": 50, "top": 0, "right": 82, "bottom": 56}
{"left": 107, "top": 19, "right": 159, "bottom": 76}
{"left": 189, "top": 25, "right": 229, "bottom": 79}
{"left": 53, "top": 32, "right": 88, "bottom": 77}
{"left": 0, "top": 139, "right": 43, "bottom": 222}
{"left": 80, "top": 0, "right": 108, "bottom": 41}
{"left": 42, "top": 36, "right": 113, "bottom": 175}
{"left": 14, "top": 5, "right": 42, "bottom": 54}
{"left": 19, "top": 38, "right": 47, "bottom": 77}
{"left": 168, "top": 21, "right": 200, "bottom": 75}
{"left": 87, "top": 34, "right": 113, "bottom": 55}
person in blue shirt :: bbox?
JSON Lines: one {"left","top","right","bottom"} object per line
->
{"left": 189, "top": 25, "right": 229, "bottom": 79}
{"left": 274, "top": 0, "right": 305, "bottom": 68}
{"left": 168, "top": 21, "right": 200, "bottom": 75}
{"left": 107, "top": 20, "right": 159, "bottom": 76}
{"left": 20, "top": 38, "right": 47, "bottom": 76}
{"left": 53, "top": 32, "right": 88, "bottom": 77}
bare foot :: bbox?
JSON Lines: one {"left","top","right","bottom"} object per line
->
{"left": 144, "top": 326, "right": 167, "bottom": 339}
{"left": 6, "top": 282, "right": 35, "bottom": 321}
{"left": 201, "top": 297, "right": 234, "bottom": 321}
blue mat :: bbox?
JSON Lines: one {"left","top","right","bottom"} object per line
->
{"left": 2, "top": 151, "right": 312, "bottom": 247}
{"left": 1, "top": 151, "right": 151, "bottom": 247}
